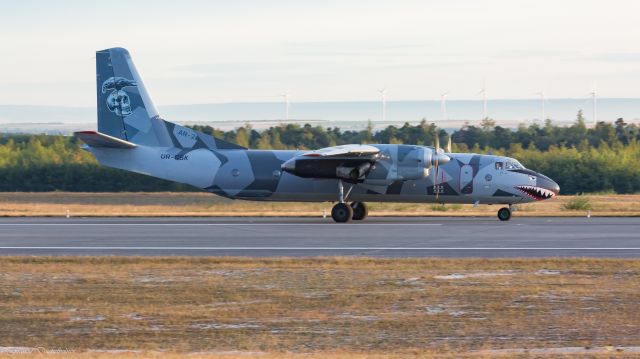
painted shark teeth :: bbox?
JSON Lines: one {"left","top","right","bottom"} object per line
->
{"left": 515, "top": 185, "right": 555, "bottom": 200}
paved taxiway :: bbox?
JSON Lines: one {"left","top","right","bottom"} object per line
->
{"left": 0, "top": 217, "right": 639, "bottom": 257}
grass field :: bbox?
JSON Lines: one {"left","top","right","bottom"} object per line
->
{"left": 1, "top": 192, "right": 639, "bottom": 217}
{"left": 1, "top": 257, "right": 640, "bottom": 358}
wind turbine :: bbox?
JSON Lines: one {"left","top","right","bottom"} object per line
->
{"left": 281, "top": 91, "right": 290, "bottom": 121}
{"left": 440, "top": 92, "right": 448, "bottom": 122}
{"left": 478, "top": 80, "right": 488, "bottom": 120}
{"left": 378, "top": 88, "right": 387, "bottom": 123}
{"left": 536, "top": 90, "right": 546, "bottom": 122}
{"left": 589, "top": 83, "right": 598, "bottom": 125}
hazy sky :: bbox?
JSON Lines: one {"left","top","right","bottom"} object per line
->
{"left": 2, "top": 0, "right": 640, "bottom": 106}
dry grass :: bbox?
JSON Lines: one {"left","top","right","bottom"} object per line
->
{"left": 0, "top": 192, "right": 639, "bottom": 217}
{"left": 1, "top": 257, "right": 640, "bottom": 358}
{"left": 0, "top": 350, "right": 634, "bottom": 359}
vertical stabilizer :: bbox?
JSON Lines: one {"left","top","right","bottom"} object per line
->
{"left": 95, "top": 47, "right": 245, "bottom": 151}
{"left": 96, "top": 48, "right": 172, "bottom": 147}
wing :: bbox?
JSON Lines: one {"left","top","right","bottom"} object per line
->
{"left": 301, "top": 144, "right": 380, "bottom": 157}
{"left": 281, "top": 144, "right": 380, "bottom": 181}
{"left": 282, "top": 144, "right": 452, "bottom": 183}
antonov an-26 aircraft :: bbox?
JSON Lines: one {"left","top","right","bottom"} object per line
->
{"left": 75, "top": 48, "right": 560, "bottom": 222}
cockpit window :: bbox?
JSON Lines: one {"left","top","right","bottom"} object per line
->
{"left": 505, "top": 161, "right": 523, "bottom": 170}
{"left": 495, "top": 162, "right": 504, "bottom": 170}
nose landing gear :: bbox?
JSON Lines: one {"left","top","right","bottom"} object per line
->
{"left": 497, "top": 206, "right": 512, "bottom": 221}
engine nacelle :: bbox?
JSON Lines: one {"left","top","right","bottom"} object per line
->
{"left": 366, "top": 145, "right": 450, "bottom": 182}
{"left": 392, "top": 145, "right": 431, "bottom": 180}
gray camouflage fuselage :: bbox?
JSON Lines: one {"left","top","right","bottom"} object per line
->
{"left": 81, "top": 47, "right": 560, "bottom": 207}
{"left": 89, "top": 142, "right": 558, "bottom": 205}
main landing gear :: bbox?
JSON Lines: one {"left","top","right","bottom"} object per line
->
{"left": 350, "top": 201, "right": 368, "bottom": 221}
{"left": 331, "top": 180, "right": 369, "bottom": 223}
{"left": 497, "top": 205, "right": 512, "bottom": 221}
{"left": 331, "top": 201, "right": 369, "bottom": 222}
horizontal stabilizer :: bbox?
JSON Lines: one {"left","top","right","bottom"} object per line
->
{"left": 74, "top": 131, "right": 137, "bottom": 149}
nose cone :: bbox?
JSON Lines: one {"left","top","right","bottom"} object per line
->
{"left": 431, "top": 151, "right": 451, "bottom": 166}
{"left": 515, "top": 171, "right": 559, "bottom": 201}
{"left": 436, "top": 152, "right": 451, "bottom": 164}
{"left": 537, "top": 173, "right": 560, "bottom": 196}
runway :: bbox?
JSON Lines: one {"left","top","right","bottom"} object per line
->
{"left": 0, "top": 216, "right": 638, "bottom": 257}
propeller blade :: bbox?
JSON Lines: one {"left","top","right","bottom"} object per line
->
{"left": 447, "top": 134, "right": 452, "bottom": 153}
{"left": 433, "top": 130, "right": 440, "bottom": 201}
{"left": 434, "top": 135, "right": 440, "bottom": 200}
{"left": 434, "top": 161, "right": 439, "bottom": 200}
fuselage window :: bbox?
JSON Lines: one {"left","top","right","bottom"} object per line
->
{"left": 495, "top": 162, "right": 504, "bottom": 170}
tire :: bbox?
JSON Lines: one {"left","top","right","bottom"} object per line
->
{"left": 497, "top": 207, "right": 511, "bottom": 221}
{"left": 332, "top": 203, "right": 353, "bottom": 223}
{"left": 350, "top": 201, "right": 368, "bottom": 221}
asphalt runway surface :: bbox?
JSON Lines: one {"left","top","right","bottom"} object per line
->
{"left": 1, "top": 216, "right": 639, "bottom": 257}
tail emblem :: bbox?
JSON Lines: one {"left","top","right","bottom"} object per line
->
{"left": 101, "top": 77, "right": 137, "bottom": 116}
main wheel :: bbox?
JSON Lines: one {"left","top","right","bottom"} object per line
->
{"left": 350, "top": 201, "right": 368, "bottom": 221}
{"left": 332, "top": 203, "right": 353, "bottom": 223}
{"left": 497, "top": 207, "right": 511, "bottom": 221}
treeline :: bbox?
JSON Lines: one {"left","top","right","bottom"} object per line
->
{"left": 190, "top": 111, "right": 640, "bottom": 151}
{"left": 0, "top": 135, "right": 192, "bottom": 192}
{"left": 1, "top": 111, "right": 639, "bottom": 194}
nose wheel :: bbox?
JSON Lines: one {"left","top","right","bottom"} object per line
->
{"left": 497, "top": 206, "right": 512, "bottom": 221}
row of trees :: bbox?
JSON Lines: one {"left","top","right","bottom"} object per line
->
{"left": 191, "top": 111, "right": 640, "bottom": 152}
{"left": 2, "top": 112, "right": 639, "bottom": 194}
{"left": 0, "top": 135, "right": 191, "bottom": 191}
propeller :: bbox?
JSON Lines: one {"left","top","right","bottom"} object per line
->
{"left": 434, "top": 135, "right": 441, "bottom": 200}
{"left": 432, "top": 133, "right": 452, "bottom": 200}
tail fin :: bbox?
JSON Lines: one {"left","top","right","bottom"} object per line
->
{"left": 96, "top": 48, "right": 162, "bottom": 146}
{"left": 96, "top": 47, "right": 172, "bottom": 146}
{"left": 95, "top": 47, "right": 244, "bottom": 150}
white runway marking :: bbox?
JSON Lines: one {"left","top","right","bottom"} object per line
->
{"left": 0, "top": 223, "right": 443, "bottom": 226}
{"left": 0, "top": 247, "right": 638, "bottom": 250}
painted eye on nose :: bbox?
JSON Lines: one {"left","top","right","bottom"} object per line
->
{"left": 529, "top": 175, "right": 536, "bottom": 181}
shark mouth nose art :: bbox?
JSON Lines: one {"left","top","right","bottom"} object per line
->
{"left": 515, "top": 185, "right": 556, "bottom": 200}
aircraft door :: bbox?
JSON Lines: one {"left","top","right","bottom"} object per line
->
{"left": 460, "top": 164, "right": 473, "bottom": 194}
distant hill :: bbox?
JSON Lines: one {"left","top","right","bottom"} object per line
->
{"left": 1, "top": 98, "right": 639, "bottom": 134}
